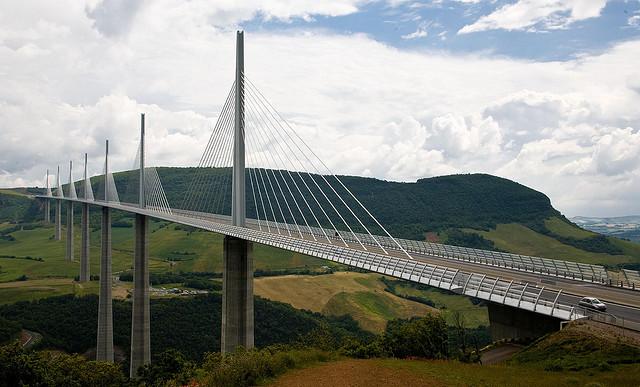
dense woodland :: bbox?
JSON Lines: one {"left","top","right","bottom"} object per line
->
{"left": 1, "top": 308, "right": 455, "bottom": 386}
{"left": 0, "top": 294, "right": 369, "bottom": 365}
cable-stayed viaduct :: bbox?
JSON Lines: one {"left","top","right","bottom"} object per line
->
{"left": 36, "top": 31, "right": 640, "bottom": 377}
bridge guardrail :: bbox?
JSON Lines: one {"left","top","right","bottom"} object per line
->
{"left": 574, "top": 306, "right": 640, "bottom": 332}
{"left": 141, "top": 207, "right": 629, "bottom": 292}
{"left": 623, "top": 269, "right": 640, "bottom": 291}
{"left": 38, "top": 198, "right": 586, "bottom": 321}
{"left": 163, "top": 209, "right": 582, "bottom": 321}
{"left": 241, "top": 218, "right": 612, "bottom": 288}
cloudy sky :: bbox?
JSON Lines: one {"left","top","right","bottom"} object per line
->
{"left": 1, "top": 0, "right": 640, "bottom": 217}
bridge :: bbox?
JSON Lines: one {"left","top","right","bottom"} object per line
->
{"left": 34, "top": 31, "right": 640, "bottom": 377}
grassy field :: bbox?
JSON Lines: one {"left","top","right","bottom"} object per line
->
{"left": 544, "top": 216, "right": 596, "bottom": 239}
{"left": 254, "top": 272, "right": 487, "bottom": 332}
{"left": 0, "top": 224, "right": 170, "bottom": 282}
{"left": 470, "top": 221, "right": 637, "bottom": 265}
{"left": 0, "top": 189, "right": 28, "bottom": 197}
{"left": 391, "top": 282, "right": 488, "bottom": 328}
{"left": 0, "top": 278, "right": 134, "bottom": 305}
{"left": 0, "top": 222, "right": 334, "bottom": 283}
{"left": 255, "top": 272, "right": 435, "bottom": 332}
{"left": 0, "top": 278, "right": 95, "bottom": 304}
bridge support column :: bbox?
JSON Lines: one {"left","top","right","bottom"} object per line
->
{"left": 66, "top": 201, "right": 74, "bottom": 261}
{"left": 487, "top": 302, "right": 562, "bottom": 341}
{"left": 222, "top": 235, "right": 254, "bottom": 353}
{"left": 96, "top": 206, "right": 113, "bottom": 362}
{"left": 44, "top": 200, "right": 50, "bottom": 223}
{"left": 80, "top": 203, "right": 90, "bottom": 282}
{"left": 130, "top": 214, "right": 150, "bottom": 377}
{"left": 55, "top": 200, "right": 62, "bottom": 241}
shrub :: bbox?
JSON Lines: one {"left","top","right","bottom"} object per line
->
{"left": 0, "top": 342, "right": 126, "bottom": 386}
{"left": 383, "top": 314, "right": 448, "bottom": 359}
{"left": 200, "top": 347, "right": 334, "bottom": 387}
{"left": 0, "top": 318, "right": 21, "bottom": 344}
{"left": 137, "top": 349, "right": 196, "bottom": 386}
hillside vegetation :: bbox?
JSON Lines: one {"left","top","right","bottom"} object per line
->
{"left": 511, "top": 320, "right": 640, "bottom": 371}
{"left": 254, "top": 272, "right": 488, "bottom": 333}
{"left": 3, "top": 314, "right": 637, "bottom": 386}
{"left": 0, "top": 294, "right": 369, "bottom": 362}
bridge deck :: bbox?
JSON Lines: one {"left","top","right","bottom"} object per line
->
{"left": 37, "top": 195, "right": 640, "bottom": 324}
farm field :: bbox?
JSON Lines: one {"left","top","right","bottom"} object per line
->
{"left": 0, "top": 222, "right": 333, "bottom": 283}
{"left": 254, "top": 272, "right": 487, "bottom": 332}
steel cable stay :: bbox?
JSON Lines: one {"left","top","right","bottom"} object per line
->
{"left": 245, "top": 90, "right": 330, "bottom": 242}
{"left": 244, "top": 89, "right": 333, "bottom": 244}
{"left": 241, "top": 114, "right": 266, "bottom": 232}
{"left": 243, "top": 77, "right": 373, "bottom": 251}
{"left": 191, "top": 95, "right": 235, "bottom": 214}
{"left": 181, "top": 85, "right": 235, "bottom": 212}
{"left": 190, "top": 94, "right": 235, "bottom": 215}
{"left": 202, "top": 111, "right": 235, "bottom": 215}
{"left": 243, "top": 77, "right": 369, "bottom": 245}
{"left": 244, "top": 98, "right": 308, "bottom": 239}
{"left": 250, "top": 144, "right": 282, "bottom": 235}
{"left": 244, "top": 76, "right": 411, "bottom": 258}
{"left": 243, "top": 112, "right": 293, "bottom": 236}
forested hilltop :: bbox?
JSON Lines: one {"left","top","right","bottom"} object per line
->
{"left": 5, "top": 170, "right": 558, "bottom": 235}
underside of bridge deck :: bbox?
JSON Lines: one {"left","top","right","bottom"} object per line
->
{"left": 488, "top": 302, "right": 563, "bottom": 341}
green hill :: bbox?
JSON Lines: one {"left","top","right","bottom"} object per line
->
{"left": 18, "top": 169, "right": 557, "bottom": 237}
{"left": 3, "top": 170, "right": 640, "bottom": 267}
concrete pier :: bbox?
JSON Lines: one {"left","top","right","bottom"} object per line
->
{"left": 44, "top": 200, "right": 50, "bottom": 223}
{"left": 221, "top": 236, "right": 254, "bottom": 353}
{"left": 130, "top": 213, "right": 150, "bottom": 377}
{"left": 221, "top": 31, "right": 254, "bottom": 354}
{"left": 55, "top": 200, "right": 62, "bottom": 241}
{"left": 66, "top": 201, "right": 74, "bottom": 261}
{"left": 96, "top": 206, "right": 113, "bottom": 361}
{"left": 80, "top": 203, "right": 90, "bottom": 282}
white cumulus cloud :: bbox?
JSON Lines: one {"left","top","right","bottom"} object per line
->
{"left": 1, "top": 0, "right": 640, "bottom": 217}
{"left": 458, "top": 0, "right": 609, "bottom": 34}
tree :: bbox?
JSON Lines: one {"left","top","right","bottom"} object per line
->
{"left": 137, "top": 349, "right": 195, "bottom": 386}
{"left": 383, "top": 314, "right": 448, "bottom": 359}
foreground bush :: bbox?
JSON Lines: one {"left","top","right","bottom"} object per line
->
{"left": 200, "top": 346, "right": 335, "bottom": 387}
{"left": 342, "top": 314, "right": 449, "bottom": 360}
{"left": 0, "top": 342, "right": 126, "bottom": 386}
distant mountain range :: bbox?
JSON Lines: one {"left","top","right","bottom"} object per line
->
{"left": 571, "top": 216, "right": 640, "bottom": 242}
